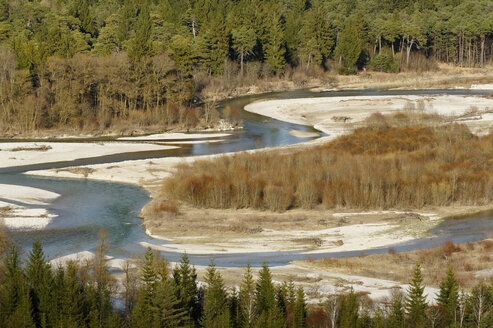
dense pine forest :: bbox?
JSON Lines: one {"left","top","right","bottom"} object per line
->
{"left": 0, "top": 0, "right": 493, "bottom": 134}
{"left": 1, "top": 236, "right": 493, "bottom": 328}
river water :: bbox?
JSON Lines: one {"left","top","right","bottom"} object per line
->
{"left": 2, "top": 89, "right": 493, "bottom": 267}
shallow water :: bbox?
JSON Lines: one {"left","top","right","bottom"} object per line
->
{"left": 1, "top": 88, "right": 492, "bottom": 266}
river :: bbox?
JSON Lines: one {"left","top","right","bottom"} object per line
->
{"left": 1, "top": 89, "right": 493, "bottom": 267}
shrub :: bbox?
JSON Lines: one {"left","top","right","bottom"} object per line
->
{"left": 368, "top": 53, "right": 399, "bottom": 73}
{"left": 263, "top": 184, "right": 293, "bottom": 212}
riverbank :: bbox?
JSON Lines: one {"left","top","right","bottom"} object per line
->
{"left": 245, "top": 94, "right": 493, "bottom": 140}
{"left": 24, "top": 146, "right": 493, "bottom": 257}
{"left": 3, "top": 83, "right": 492, "bottom": 304}
{"left": 202, "top": 64, "right": 493, "bottom": 102}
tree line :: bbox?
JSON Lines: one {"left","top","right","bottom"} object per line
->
{"left": 1, "top": 0, "right": 493, "bottom": 134}
{"left": 1, "top": 235, "right": 493, "bottom": 327}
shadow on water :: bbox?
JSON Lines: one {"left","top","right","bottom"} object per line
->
{"left": 1, "top": 89, "right": 493, "bottom": 266}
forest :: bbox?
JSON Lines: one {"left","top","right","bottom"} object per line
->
{"left": 163, "top": 115, "right": 493, "bottom": 212}
{"left": 1, "top": 0, "right": 493, "bottom": 134}
{"left": 1, "top": 234, "right": 493, "bottom": 328}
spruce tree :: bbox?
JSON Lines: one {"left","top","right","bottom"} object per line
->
{"left": 62, "top": 261, "right": 87, "bottom": 328}
{"left": 437, "top": 267, "right": 459, "bottom": 327}
{"left": 338, "top": 288, "right": 359, "bottom": 328}
{"left": 405, "top": 263, "right": 428, "bottom": 326}
{"left": 131, "top": 248, "right": 157, "bottom": 327}
{"left": 26, "top": 239, "right": 54, "bottom": 328}
{"left": 155, "top": 278, "right": 189, "bottom": 328}
{"left": 201, "top": 262, "right": 230, "bottom": 328}
{"left": 255, "top": 263, "right": 285, "bottom": 328}
{"left": 129, "top": 4, "right": 154, "bottom": 61}
{"left": 335, "top": 15, "right": 362, "bottom": 73}
{"left": 239, "top": 264, "right": 256, "bottom": 328}
{"left": 293, "top": 287, "right": 307, "bottom": 328}
{"left": 263, "top": 9, "right": 286, "bottom": 74}
{"left": 387, "top": 289, "right": 405, "bottom": 328}
{"left": 173, "top": 253, "right": 201, "bottom": 326}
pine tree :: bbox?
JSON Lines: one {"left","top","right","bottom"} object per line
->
{"left": 173, "top": 253, "right": 200, "bottom": 326}
{"left": 239, "top": 264, "right": 256, "bottom": 328}
{"left": 335, "top": 15, "right": 362, "bottom": 73}
{"left": 437, "top": 267, "right": 459, "bottom": 327}
{"left": 201, "top": 261, "right": 230, "bottom": 328}
{"left": 255, "top": 263, "right": 285, "bottom": 328}
{"left": 387, "top": 289, "right": 405, "bottom": 328}
{"left": 155, "top": 278, "right": 190, "bottom": 328}
{"left": 129, "top": 4, "right": 154, "bottom": 61}
{"left": 293, "top": 287, "right": 307, "bottom": 328}
{"left": 131, "top": 248, "right": 157, "bottom": 327}
{"left": 62, "top": 261, "right": 87, "bottom": 327}
{"left": 338, "top": 288, "right": 359, "bottom": 328}
{"left": 232, "top": 27, "right": 256, "bottom": 75}
{"left": 26, "top": 239, "right": 54, "bottom": 328}
{"left": 405, "top": 263, "right": 427, "bottom": 326}
{"left": 263, "top": 9, "right": 286, "bottom": 74}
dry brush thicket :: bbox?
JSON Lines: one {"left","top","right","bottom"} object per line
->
{"left": 0, "top": 51, "right": 222, "bottom": 136}
{"left": 306, "top": 239, "right": 493, "bottom": 289}
{"left": 164, "top": 116, "right": 493, "bottom": 212}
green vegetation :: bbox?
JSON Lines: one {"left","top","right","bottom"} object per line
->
{"left": 1, "top": 0, "right": 493, "bottom": 135}
{"left": 164, "top": 116, "right": 493, "bottom": 212}
{"left": 1, "top": 237, "right": 493, "bottom": 327}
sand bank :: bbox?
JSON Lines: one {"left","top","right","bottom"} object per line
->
{"left": 0, "top": 142, "right": 178, "bottom": 169}
{"left": 245, "top": 94, "right": 493, "bottom": 138}
{"left": 0, "top": 184, "right": 60, "bottom": 229}
{"left": 118, "top": 132, "right": 230, "bottom": 141}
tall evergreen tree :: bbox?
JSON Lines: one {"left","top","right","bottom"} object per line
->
{"left": 263, "top": 9, "right": 286, "bottom": 74}
{"left": 338, "top": 289, "right": 359, "bottom": 328}
{"left": 405, "top": 263, "right": 428, "bottom": 326}
{"left": 173, "top": 253, "right": 201, "bottom": 326}
{"left": 201, "top": 262, "right": 230, "bottom": 328}
{"left": 129, "top": 4, "right": 153, "bottom": 61}
{"left": 239, "top": 264, "right": 256, "bottom": 328}
{"left": 26, "top": 239, "right": 53, "bottom": 328}
{"left": 437, "top": 267, "right": 459, "bottom": 327}
{"left": 335, "top": 15, "right": 363, "bottom": 73}
{"left": 255, "top": 263, "right": 285, "bottom": 328}
{"left": 293, "top": 287, "right": 307, "bottom": 328}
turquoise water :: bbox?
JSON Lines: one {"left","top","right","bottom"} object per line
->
{"left": 2, "top": 89, "right": 492, "bottom": 266}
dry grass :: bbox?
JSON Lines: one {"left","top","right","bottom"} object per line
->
{"left": 302, "top": 239, "right": 493, "bottom": 289}
{"left": 163, "top": 120, "right": 493, "bottom": 212}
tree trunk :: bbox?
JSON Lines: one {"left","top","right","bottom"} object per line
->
{"left": 406, "top": 37, "right": 414, "bottom": 65}
{"left": 379, "top": 35, "right": 382, "bottom": 54}
{"left": 480, "top": 35, "right": 485, "bottom": 68}
{"left": 240, "top": 50, "right": 244, "bottom": 76}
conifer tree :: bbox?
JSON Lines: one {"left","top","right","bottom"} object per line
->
{"left": 173, "top": 253, "right": 201, "bottom": 326}
{"left": 131, "top": 248, "right": 157, "bottom": 327}
{"left": 232, "top": 27, "right": 256, "bottom": 75}
{"left": 201, "top": 261, "right": 230, "bottom": 328}
{"left": 387, "top": 289, "right": 405, "bottom": 328}
{"left": 255, "top": 263, "right": 285, "bottom": 328}
{"left": 437, "top": 267, "right": 459, "bottom": 327}
{"left": 239, "top": 264, "right": 256, "bottom": 328}
{"left": 293, "top": 287, "right": 307, "bottom": 328}
{"left": 129, "top": 4, "right": 153, "bottom": 61}
{"left": 338, "top": 288, "right": 359, "bottom": 328}
{"left": 26, "top": 239, "right": 54, "bottom": 328}
{"left": 335, "top": 15, "right": 362, "bottom": 73}
{"left": 155, "top": 278, "right": 190, "bottom": 328}
{"left": 62, "top": 261, "right": 87, "bottom": 327}
{"left": 405, "top": 263, "right": 428, "bottom": 326}
{"left": 263, "top": 9, "right": 286, "bottom": 74}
